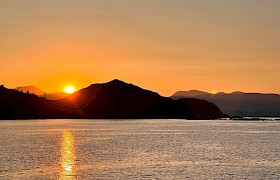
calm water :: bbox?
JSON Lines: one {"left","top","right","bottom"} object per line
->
{"left": 0, "top": 120, "right": 279, "bottom": 179}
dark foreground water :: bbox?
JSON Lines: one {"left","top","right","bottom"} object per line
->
{"left": 0, "top": 120, "right": 279, "bottom": 179}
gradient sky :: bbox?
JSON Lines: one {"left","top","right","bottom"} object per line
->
{"left": 0, "top": 0, "right": 279, "bottom": 96}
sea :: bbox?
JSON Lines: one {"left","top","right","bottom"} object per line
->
{"left": 0, "top": 119, "right": 279, "bottom": 179}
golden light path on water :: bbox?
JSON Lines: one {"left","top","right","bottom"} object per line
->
{"left": 60, "top": 131, "right": 76, "bottom": 180}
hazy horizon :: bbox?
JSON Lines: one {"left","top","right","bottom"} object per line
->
{"left": 1, "top": 0, "right": 279, "bottom": 96}
{"left": 9, "top": 79, "right": 280, "bottom": 96}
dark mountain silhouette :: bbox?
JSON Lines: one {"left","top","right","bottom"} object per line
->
{"left": 171, "top": 90, "right": 280, "bottom": 117}
{"left": 0, "top": 80, "right": 227, "bottom": 120}
{"left": 55, "top": 79, "right": 227, "bottom": 119}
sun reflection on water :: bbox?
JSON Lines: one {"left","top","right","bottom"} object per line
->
{"left": 60, "top": 131, "right": 76, "bottom": 179}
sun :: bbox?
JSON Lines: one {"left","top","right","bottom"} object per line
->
{"left": 210, "top": 90, "right": 218, "bottom": 94}
{"left": 65, "top": 85, "right": 75, "bottom": 94}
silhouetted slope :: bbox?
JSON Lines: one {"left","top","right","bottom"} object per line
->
{"left": 0, "top": 81, "right": 227, "bottom": 120}
{"left": 172, "top": 91, "right": 280, "bottom": 117}
{"left": 0, "top": 85, "right": 78, "bottom": 119}
{"left": 45, "top": 92, "right": 68, "bottom": 100}
{"left": 178, "top": 98, "right": 226, "bottom": 119}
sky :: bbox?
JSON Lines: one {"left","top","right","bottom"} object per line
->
{"left": 0, "top": 0, "right": 279, "bottom": 96}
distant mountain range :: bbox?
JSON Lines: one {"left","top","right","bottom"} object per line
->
{"left": 0, "top": 80, "right": 226, "bottom": 120}
{"left": 172, "top": 90, "right": 280, "bottom": 117}
{"left": 15, "top": 86, "right": 45, "bottom": 95}
{"left": 15, "top": 86, "right": 68, "bottom": 100}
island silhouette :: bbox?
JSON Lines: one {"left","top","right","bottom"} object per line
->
{"left": 172, "top": 90, "right": 280, "bottom": 117}
{"left": 0, "top": 79, "right": 227, "bottom": 120}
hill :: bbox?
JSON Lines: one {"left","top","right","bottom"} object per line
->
{"left": 56, "top": 79, "right": 227, "bottom": 119}
{"left": 171, "top": 91, "right": 280, "bottom": 117}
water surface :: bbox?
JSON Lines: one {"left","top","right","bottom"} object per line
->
{"left": 0, "top": 120, "right": 279, "bottom": 179}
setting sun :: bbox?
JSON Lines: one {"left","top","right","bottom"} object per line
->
{"left": 210, "top": 90, "right": 218, "bottom": 94}
{"left": 65, "top": 85, "right": 75, "bottom": 94}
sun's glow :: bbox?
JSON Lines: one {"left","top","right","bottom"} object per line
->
{"left": 65, "top": 85, "right": 75, "bottom": 94}
{"left": 210, "top": 90, "right": 218, "bottom": 94}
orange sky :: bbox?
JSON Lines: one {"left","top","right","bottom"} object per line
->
{"left": 0, "top": 1, "right": 279, "bottom": 96}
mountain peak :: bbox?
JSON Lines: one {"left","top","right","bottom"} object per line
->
{"left": 89, "top": 79, "right": 127, "bottom": 87}
{"left": 111, "top": 79, "right": 124, "bottom": 82}
{"left": 108, "top": 79, "right": 127, "bottom": 84}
